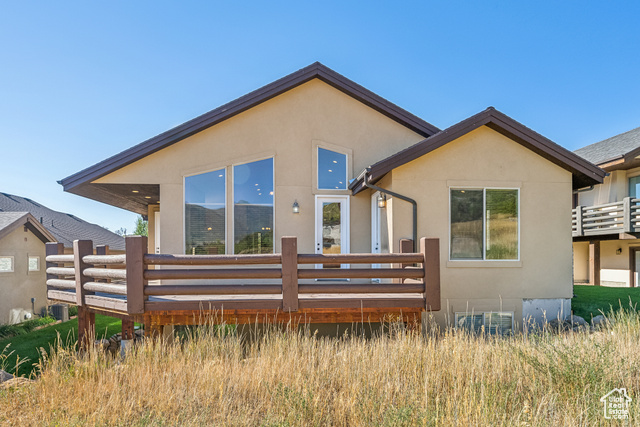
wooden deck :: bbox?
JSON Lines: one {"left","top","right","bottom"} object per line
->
{"left": 46, "top": 236, "right": 440, "bottom": 343}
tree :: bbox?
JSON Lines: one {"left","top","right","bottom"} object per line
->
{"left": 134, "top": 215, "right": 148, "bottom": 237}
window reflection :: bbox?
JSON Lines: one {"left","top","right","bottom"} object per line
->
{"left": 185, "top": 169, "right": 226, "bottom": 254}
{"left": 318, "top": 147, "right": 347, "bottom": 190}
{"left": 234, "top": 158, "right": 274, "bottom": 254}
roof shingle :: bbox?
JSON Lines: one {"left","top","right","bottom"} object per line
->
{"left": 0, "top": 193, "right": 125, "bottom": 250}
{"left": 574, "top": 126, "right": 640, "bottom": 165}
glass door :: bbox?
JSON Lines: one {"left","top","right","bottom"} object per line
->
{"left": 315, "top": 196, "right": 350, "bottom": 269}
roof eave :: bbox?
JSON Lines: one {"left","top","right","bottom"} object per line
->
{"left": 60, "top": 62, "right": 440, "bottom": 192}
{"left": 350, "top": 107, "right": 606, "bottom": 194}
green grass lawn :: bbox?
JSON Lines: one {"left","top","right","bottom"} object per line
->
{"left": 572, "top": 284, "right": 640, "bottom": 320}
{"left": 0, "top": 314, "right": 122, "bottom": 377}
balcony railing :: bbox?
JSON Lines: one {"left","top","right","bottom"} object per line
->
{"left": 572, "top": 197, "right": 640, "bottom": 237}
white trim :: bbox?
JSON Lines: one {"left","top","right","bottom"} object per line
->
{"left": 448, "top": 186, "right": 521, "bottom": 262}
{"left": 28, "top": 255, "right": 40, "bottom": 272}
{"left": 0, "top": 256, "right": 14, "bottom": 273}
{"left": 315, "top": 195, "right": 350, "bottom": 269}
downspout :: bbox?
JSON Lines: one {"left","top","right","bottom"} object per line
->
{"left": 362, "top": 169, "right": 418, "bottom": 253}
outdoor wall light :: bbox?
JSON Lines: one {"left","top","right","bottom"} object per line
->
{"left": 377, "top": 194, "right": 386, "bottom": 209}
{"left": 292, "top": 200, "right": 300, "bottom": 214}
{"left": 616, "top": 248, "right": 622, "bottom": 255}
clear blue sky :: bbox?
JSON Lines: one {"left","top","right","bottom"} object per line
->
{"left": 1, "top": 1, "right": 639, "bottom": 232}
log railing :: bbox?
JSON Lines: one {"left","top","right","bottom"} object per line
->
{"left": 572, "top": 197, "right": 640, "bottom": 237}
{"left": 46, "top": 235, "right": 441, "bottom": 317}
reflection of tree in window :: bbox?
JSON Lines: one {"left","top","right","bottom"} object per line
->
{"left": 234, "top": 158, "right": 274, "bottom": 254}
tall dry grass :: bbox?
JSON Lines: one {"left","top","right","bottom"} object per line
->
{"left": 1, "top": 311, "right": 639, "bottom": 426}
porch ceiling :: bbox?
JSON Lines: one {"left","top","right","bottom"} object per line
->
{"left": 66, "top": 183, "right": 160, "bottom": 216}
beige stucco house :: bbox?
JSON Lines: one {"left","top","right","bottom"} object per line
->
{"left": 573, "top": 126, "right": 640, "bottom": 287}
{"left": 59, "top": 63, "right": 604, "bottom": 331}
{"left": 0, "top": 212, "right": 55, "bottom": 324}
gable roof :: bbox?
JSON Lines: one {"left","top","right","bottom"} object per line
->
{"left": 0, "top": 193, "right": 125, "bottom": 250}
{"left": 59, "top": 62, "right": 440, "bottom": 194}
{"left": 574, "top": 126, "right": 640, "bottom": 169}
{"left": 0, "top": 212, "right": 56, "bottom": 244}
{"left": 350, "top": 107, "right": 606, "bottom": 194}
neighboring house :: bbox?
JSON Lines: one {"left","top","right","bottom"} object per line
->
{"left": 0, "top": 192, "right": 125, "bottom": 253}
{"left": 58, "top": 62, "right": 604, "bottom": 330}
{"left": 573, "top": 126, "right": 640, "bottom": 287}
{"left": 0, "top": 193, "right": 124, "bottom": 323}
{"left": 0, "top": 212, "right": 55, "bottom": 324}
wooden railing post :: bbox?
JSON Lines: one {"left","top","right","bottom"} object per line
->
{"left": 421, "top": 237, "right": 441, "bottom": 312}
{"left": 575, "top": 206, "right": 583, "bottom": 237}
{"left": 74, "top": 240, "right": 95, "bottom": 348}
{"left": 126, "top": 236, "right": 148, "bottom": 314}
{"left": 623, "top": 197, "right": 632, "bottom": 233}
{"left": 281, "top": 236, "right": 298, "bottom": 311}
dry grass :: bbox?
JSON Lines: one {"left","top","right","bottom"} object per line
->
{"left": 1, "top": 312, "right": 640, "bottom": 426}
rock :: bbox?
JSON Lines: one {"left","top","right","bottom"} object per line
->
{"left": 569, "top": 315, "right": 588, "bottom": 328}
{"left": 0, "top": 370, "right": 14, "bottom": 384}
{"left": 592, "top": 314, "right": 608, "bottom": 328}
{"left": 548, "top": 319, "right": 569, "bottom": 332}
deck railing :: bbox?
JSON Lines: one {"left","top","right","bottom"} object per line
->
{"left": 572, "top": 197, "right": 640, "bottom": 237}
{"left": 46, "top": 236, "right": 441, "bottom": 318}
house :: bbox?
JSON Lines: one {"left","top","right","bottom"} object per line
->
{"left": 0, "top": 212, "right": 55, "bottom": 324}
{"left": 0, "top": 192, "right": 125, "bottom": 253}
{"left": 58, "top": 62, "right": 604, "bottom": 331}
{"left": 0, "top": 193, "right": 125, "bottom": 323}
{"left": 572, "top": 126, "right": 640, "bottom": 287}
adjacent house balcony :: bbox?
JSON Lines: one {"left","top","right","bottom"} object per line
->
{"left": 572, "top": 197, "right": 640, "bottom": 239}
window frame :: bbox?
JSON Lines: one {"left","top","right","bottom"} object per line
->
{"left": 183, "top": 156, "right": 276, "bottom": 255}
{"left": 0, "top": 256, "right": 14, "bottom": 273}
{"left": 449, "top": 187, "right": 520, "bottom": 262}
{"left": 312, "top": 141, "right": 352, "bottom": 194}
{"left": 231, "top": 156, "right": 276, "bottom": 255}
{"left": 28, "top": 256, "right": 40, "bottom": 272}
{"left": 454, "top": 311, "right": 514, "bottom": 335}
{"left": 183, "top": 166, "right": 228, "bottom": 255}
{"left": 317, "top": 146, "right": 348, "bottom": 191}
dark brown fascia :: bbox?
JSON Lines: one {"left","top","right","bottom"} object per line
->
{"left": 0, "top": 213, "right": 57, "bottom": 244}
{"left": 59, "top": 62, "right": 439, "bottom": 193}
{"left": 350, "top": 107, "right": 606, "bottom": 194}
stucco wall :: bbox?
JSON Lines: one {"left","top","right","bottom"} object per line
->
{"left": 0, "top": 226, "right": 48, "bottom": 324}
{"left": 389, "top": 126, "right": 574, "bottom": 326}
{"left": 573, "top": 240, "right": 640, "bottom": 287}
{"left": 94, "top": 79, "right": 425, "bottom": 255}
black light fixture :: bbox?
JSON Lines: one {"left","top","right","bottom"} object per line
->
{"left": 377, "top": 194, "right": 386, "bottom": 209}
{"left": 292, "top": 200, "right": 300, "bottom": 214}
{"left": 616, "top": 248, "right": 622, "bottom": 255}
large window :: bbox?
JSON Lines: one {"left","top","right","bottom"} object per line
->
{"left": 185, "top": 168, "right": 226, "bottom": 254}
{"left": 318, "top": 147, "right": 347, "bottom": 190}
{"left": 233, "top": 158, "right": 274, "bottom": 254}
{"left": 450, "top": 188, "right": 519, "bottom": 260}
